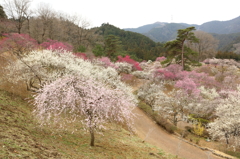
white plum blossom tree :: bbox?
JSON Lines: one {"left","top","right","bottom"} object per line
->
{"left": 34, "top": 75, "right": 136, "bottom": 146}
{"left": 4, "top": 50, "right": 135, "bottom": 99}
{"left": 153, "top": 89, "right": 191, "bottom": 126}
{"left": 137, "top": 81, "right": 168, "bottom": 106}
{"left": 188, "top": 86, "right": 220, "bottom": 121}
{"left": 4, "top": 49, "right": 138, "bottom": 146}
{"left": 208, "top": 86, "right": 240, "bottom": 148}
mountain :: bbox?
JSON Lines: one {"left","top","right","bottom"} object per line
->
{"left": 199, "top": 16, "right": 240, "bottom": 34}
{"left": 123, "top": 16, "right": 240, "bottom": 43}
{"left": 143, "top": 23, "right": 199, "bottom": 42}
{"left": 124, "top": 22, "right": 167, "bottom": 33}
{"left": 211, "top": 32, "right": 240, "bottom": 51}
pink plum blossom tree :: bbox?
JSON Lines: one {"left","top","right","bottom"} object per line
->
{"left": 73, "top": 52, "right": 88, "bottom": 60}
{"left": 98, "top": 57, "right": 117, "bottom": 69}
{"left": 33, "top": 76, "right": 136, "bottom": 146}
{"left": 117, "top": 55, "right": 142, "bottom": 71}
{"left": 0, "top": 33, "right": 38, "bottom": 57}
{"left": 40, "top": 39, "right": 73, "bottom": 52}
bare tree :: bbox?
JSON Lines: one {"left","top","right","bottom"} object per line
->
{"left": 186, "top": 31, "right": 219, "bottom": 62}
{"left": 72, "top": 14, "right": 92, "bottom": 50}
{"left": 35, "top": 3, "right": 55, "bottom": 43}
{"left": 3, "top": 0, "right": 32, "bottom": 34}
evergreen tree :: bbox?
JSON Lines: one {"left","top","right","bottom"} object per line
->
{"left": 104, "top": 34, "right": 122, "bottom": 60}
{"left": 164, "top": 27, "right": 199, "bottom": 70}
{"left": 0, "top": 5, "right": 7, "bottom": 19}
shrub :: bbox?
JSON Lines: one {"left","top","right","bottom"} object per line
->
{"left": 185, "top": 126, "right": 193, "bottom": 133}
{"left": 154, "top": 115, "right": 176, "bottom": 134}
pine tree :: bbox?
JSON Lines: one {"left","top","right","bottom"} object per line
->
{"left": 164, "top": 27, "right": 199, "bottom": 70}
{"left": 0, "top": 5, "right": 7, "bottom": 19}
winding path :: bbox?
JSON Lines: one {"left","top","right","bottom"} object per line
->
{"left": 133, "top": 107, "right": 224, "bottom": 159}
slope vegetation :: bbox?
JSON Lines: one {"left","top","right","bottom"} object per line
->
{"left": 0, "top": 89, "right": 175, "bottom": 159}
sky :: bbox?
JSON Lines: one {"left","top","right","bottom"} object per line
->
{"left": 23, "top": 0, "right": 240, "bottom": 29}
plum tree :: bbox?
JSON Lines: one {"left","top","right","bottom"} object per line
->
{"left": 33, "top": 75, "right": 136, "bottom": 146}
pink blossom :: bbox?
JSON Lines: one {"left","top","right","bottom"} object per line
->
{"left": 156, "top": 56, "right": 166, "bottom": 62}
{"left": 0, "top": 33, "right": 38, "bottom": 54}
{"left": 74, "top": 52, "right": 88, "bottom": 60}
{"left": 98, "top": 57, "right": 117, "bottom": 69}
{"left": 40, "top": 39, "right": 73, "bottom": 52}
{"left": 117, "top": 55, "right": 142, "bottom": 71}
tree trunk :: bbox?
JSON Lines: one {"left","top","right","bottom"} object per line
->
{"left": 173, "top": 113, "right": 178, "bottom": 126}
{"left": 89, "top": 127, "right": 95, "bottom": 146}
{"left": 225, "top": 133, "right": 229, "bottom": 145}
{"left": 181, "top": 44, "right": 184, "bottom": 70}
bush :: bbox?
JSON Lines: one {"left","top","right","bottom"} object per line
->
{"left": 154, "top": 115, "right": 176, "bottom": 134}
{"left": 185, "top": 126, "right": 193, "bottom": 133}
{"left": 138, "top": 100, "right": 177, "bottom": 134}
{"left": 138, "top": 101, "right": 155, "bottom": 117}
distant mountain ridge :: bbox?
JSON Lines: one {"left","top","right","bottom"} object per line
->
{"left": 199, "top": 16, "right": 240, "bottom": 34}
{"left": 124, "top": 22, "right": 168, "bottom": 34}
{"left": 124, "top": 16, "right": 240, "bottom": 43}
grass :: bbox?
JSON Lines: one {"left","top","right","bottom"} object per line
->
{"left": 0, "top": 89, "right": 177, "bottom": 159}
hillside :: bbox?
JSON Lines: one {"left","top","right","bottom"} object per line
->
{"left": 0, "top": 89, "right": 173, "bottom": 159}
{"left": 96, "top": 23, "right": 166, "bottom": 61}
{"left": 212, "top": 33, "right": 240, "bottom": 51}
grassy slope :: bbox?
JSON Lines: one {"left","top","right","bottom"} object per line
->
{"left": 0, "top": 89, "right": 176, "bottom": 159}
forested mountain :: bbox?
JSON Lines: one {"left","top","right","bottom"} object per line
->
{"left": 199, "top": 16, "right": 240, "bottom": 34}
{"left": 95, "top": 23, "right": 166, "bottom": 61}
{"left": 143, "top": 23, "right": 191, "bottom": 42}
{"left": 124, "top": 22, "right": 167, "bottom": 34}
{"left": 124, "top": 16, "right": 240, "bottom": 44}
{"left": 211, "top": 32, "right": 240, "bottom": 51}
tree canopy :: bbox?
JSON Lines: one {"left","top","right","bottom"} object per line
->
{"left": 164, "top": 27, "right": 200, "bottom": 70}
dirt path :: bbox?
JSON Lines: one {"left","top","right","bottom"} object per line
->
{"left": 133, "top": 107, "right": 223, "bottom": 159}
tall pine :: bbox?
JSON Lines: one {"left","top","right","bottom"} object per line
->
{"left": 164, "top": 27, "right": 199, "bottom": 70}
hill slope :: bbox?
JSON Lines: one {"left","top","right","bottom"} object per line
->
{"left": 0, "top": 89, "right": 172, "bottom": 158}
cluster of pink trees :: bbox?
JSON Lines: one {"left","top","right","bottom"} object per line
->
{"left": 0, "top": 33, "right": 38, "bottom": 57}
{"left": 0, "top": 33, "right": 74, "bottom": 56}
{"left": 117, "top": 55, "right": 142, "bottom": 71}
{"left": 40, "top": 39, "right": 73, "bottom": 52}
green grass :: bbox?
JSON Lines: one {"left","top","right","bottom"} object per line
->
{"left": 226, "top": 151, "right": 240, "bottom": 158}
{"left": 0, "top": 89, "right": 176, "bottom": 159}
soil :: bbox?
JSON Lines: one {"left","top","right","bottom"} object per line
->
{"left": 133, "top": 107, "right": 225, "bottom": 159}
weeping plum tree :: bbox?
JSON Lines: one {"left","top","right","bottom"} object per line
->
{"left": 34, "top": 75, "right": 136, "bottom": 146}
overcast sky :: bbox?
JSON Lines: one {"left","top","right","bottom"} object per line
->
{"left": 30, "top": 0, "right": 240, "bottom": 29}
